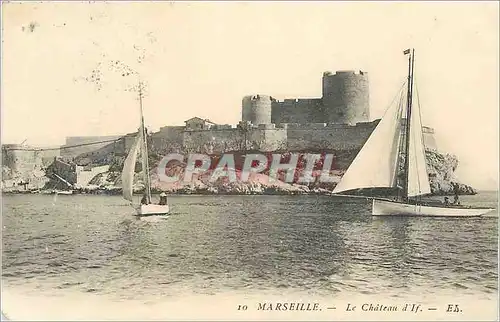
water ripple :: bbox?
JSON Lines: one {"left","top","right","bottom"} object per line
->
{"left": 2, "top": 193, "right": 498, "bottom": 299}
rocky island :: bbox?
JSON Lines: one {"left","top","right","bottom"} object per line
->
{"left": 1, "top": 70, "right": 477, "bottom": 196}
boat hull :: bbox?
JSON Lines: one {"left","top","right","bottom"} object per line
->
{"left": 135, "top": 204, "right": 170, "bottom": 217}
{"left": 372, "top": 199, "right": 495, "bottom": 217}
{"left": 54, "top": 190, "right": 74, "bottom": 195}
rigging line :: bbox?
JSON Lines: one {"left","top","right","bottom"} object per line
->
{"left": 366, "top": 80, "right": 407, "bottom": 197}
{"left": 380, "top": 81, "right": 405, "bottom": 198}
{"left": 380, "top": 78, "right": 408, "bottom": 120}
{"left": 378, "top": 77, "right": 408, "bottom": 195}
{"left": 395, "top": 82, "right": 407, "bottom": 199}
{"left": 399, "top": 91, "right": 406, "bottom": 148}
{"left": 415, "top": 75, "right": 429, "bottom": 195}
{"left": 411, "top": 109, "right": 422, "bottom": 195}
{"left": 2, "top": 138, "right": 123, "bottom": 152}
{"left": 410, "top": 69, "right": 422, "bottom": 197}
{"left": 415, "top": 78, "right": 427, "bottom": 152}
{"left": 394, "top": 86, "right": 406, "bottom": 197}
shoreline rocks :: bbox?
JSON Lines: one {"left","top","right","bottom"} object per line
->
{"left": 2, "top": 149, "right": 478, "bottom": 197}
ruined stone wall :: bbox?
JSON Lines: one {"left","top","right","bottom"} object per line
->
{"left": 46, "top": 158, "right": 77, "bottom": 184}
{"left": 322, "top": 71, "right": 370, "bottom": 125}
{"left": 271, "top": 98, "right": 323, "bottom": 124}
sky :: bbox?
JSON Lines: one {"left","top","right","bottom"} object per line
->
{"left": 1, "top": 1, "right": 498, "bottom": 189}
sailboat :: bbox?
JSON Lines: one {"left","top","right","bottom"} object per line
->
{"left": 332, "top": 49, "right": 495, "bottom": 217}
{"left": 121, "top": 83, "right": 170, "bottom": 217}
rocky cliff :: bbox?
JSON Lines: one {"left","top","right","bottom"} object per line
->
{"left": 4, "top": 143, "right": 476, "bottom": 196}
{"left": 87, "top": 149, "right": 476, "bottom": 196}
{"left": 425, "top": 150, "right": 476, "bottom": 195}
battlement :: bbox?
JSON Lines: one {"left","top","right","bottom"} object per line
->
{"left": 276, "top": 120, "right": 379, "bottom": 130}
{"left": 274, "top": 98, "right": 321, "bottom": 104}
{"left": 242, "top": 94, "right": 273, "bottom": 125}
{"left": 2, "top": 144, "right": 37, "bottom": 151}
{"left": 242, "top": 94, "right": 273, "bottom": 101}
{"left": 323, "top": 70, "right": 368, "bottom": 77}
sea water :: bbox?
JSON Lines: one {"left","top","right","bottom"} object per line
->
{"left": 2, "top": 193, "right": 498, "bottom": 320}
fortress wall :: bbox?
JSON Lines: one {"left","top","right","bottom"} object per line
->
{"left": 152, "top": 126, "right": 184, "bottom": 154}
{"left": 76, "top": 129, "right": 187, "bottom": 164}
{"left": 61, "top": 135, "right": 122, "bottom": 159}
{"left": 65, "top": 136, "right": 122, "bottom": 146}
{"left": 74, "top": 139, "right": 124, "bottom": 165}
{"left": 285, "top": 120, "right": 436, "bottom": 152}
{"left": 271, "top": 99, "right": 323, "bottom": 124}
{"left": 72, "top": 130, "right": 169, "bottom": 166}
{"left": 183, "top": 128, "right": 250, "bottom": 154}
{"left": 155, "top": 126, "right": 184, "bottom": 143}
{"left": 259, "top": 128, "right": 287, "bottom": 151}
{"left": 40, "top": 149, "right": 61, "bottom": 166}
{"left": 287, "top": 121, "right": 378, "bottom": 151}
{"left": 182, "top": 127, "right": 287, "bottom": 154}
{"left": 282, "top": 123, "right": 328, "bottom": 129}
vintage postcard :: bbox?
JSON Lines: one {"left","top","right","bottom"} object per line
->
{"left": 1, "top": 1, "right": 498, "bottom": 321}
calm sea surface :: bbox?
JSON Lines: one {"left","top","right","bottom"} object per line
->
{"left": 2, "top": 193, "right": 498, "bottom": 320}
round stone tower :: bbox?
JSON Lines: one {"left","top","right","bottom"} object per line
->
{"left": 2, "top": 144, "right": 26, "bottom": 173}
{"left": 322, "top": 70, "right": 370, "bottom": 125}
{"left": 241, "top": 94, "right": 272, "bottom": 125}
{"left": 1, "top": 144, "right": 42, "bottom": 180}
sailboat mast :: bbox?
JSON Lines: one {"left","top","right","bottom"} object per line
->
{"left": 139, "top": 83, "right": 152, "bottom": 204}
{"left": 403, "top": 49, "right": 415, "bottom": 200}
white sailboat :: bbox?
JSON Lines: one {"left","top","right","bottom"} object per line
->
{"left": 332, "top": 49, "right": 495, "bottom": 217}
{"left": 121, "top": 83, "right": 170, "bottom": 217}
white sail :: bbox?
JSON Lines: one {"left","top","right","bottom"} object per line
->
{"left": 121, "top": 131, "right": 142, "bottom": 202}
{"left": 138, "top": 86, "right": 152, "bottom": 204}
{"left": 139, "top": 127, "right": 151, "bottom": 202}
{"left": 333, "top": 97, "right": 403, "bottom": 194}
{"left": 407, "top": 94, "right": 431, "bottom": 197}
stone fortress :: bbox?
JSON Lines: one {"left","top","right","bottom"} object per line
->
{"left": 2, "top": 69, "right": 439, "bottom": 191}
{"left": 179, "top": 70, "right": 437, "bottom": 155}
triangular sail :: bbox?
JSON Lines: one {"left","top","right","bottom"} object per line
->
{"left": 140, "top": 128, "right": 151, "bottom": 203}
{"left": 138, "top": 84, "right": 152, "bottom": 204}
{"left": 332, "top": 92, "right": 404, "bottom": 194}
{"left": 121, "top": 131, "right": 142, "bottom": 202}
{"left": 407, "top": 86, "right": 431, "bottom": 197}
